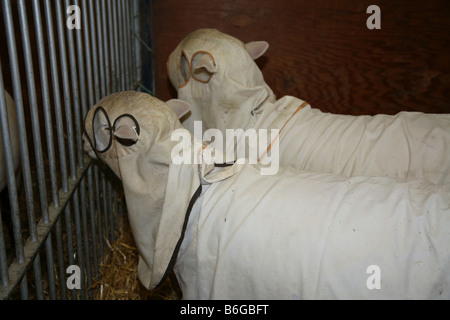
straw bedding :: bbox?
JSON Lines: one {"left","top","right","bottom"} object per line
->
{"left": 90, "top": 214, "right": 182, "bottom": 300}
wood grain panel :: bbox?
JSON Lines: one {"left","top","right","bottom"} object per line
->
{"left": 152, "top": 0, "right": 450, "bottom": 115}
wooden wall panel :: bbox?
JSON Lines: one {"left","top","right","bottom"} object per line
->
{"left": 152, "top": 0, "right": 450, "bottom": 115}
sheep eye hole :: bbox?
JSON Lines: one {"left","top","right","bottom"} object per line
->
{"left": 115, "top": 137, "right": 138, "bottom": 147}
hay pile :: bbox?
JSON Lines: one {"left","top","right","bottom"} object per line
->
{"left": 90, "top": 214, "right": 182, "bottom": 300}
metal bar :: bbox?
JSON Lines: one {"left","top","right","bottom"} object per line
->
{"left": 72, "top": 189, "right": 86, "bottom": 299}
{"left": 64, "top": 0, "right": 84, "bottom": 171}
{"left": 93, "top": 164, "right": 104, "bottom": 260}
{"left": 44, "top": 0, "right": 69, "bottom": 193}
{"left": 112, "top": 1, "right": 120, "bottom": 92}
{"left": 0, "top": 65, "right": 12, "bottom": 287}
{"left": 29, "top": 0, "right": 58, "bottom": 298}
{"left": 20, "top": 276, "right": 28, "bottom": 299}
{"left": 44, "top": 234, "right": 57, "bottom": 299}
{"left": 87, "top": 0, "right": 101, "bottom": 103}
{"left": 54, "top": 217, "right": 67, "bottom": 300}
{"left": 0, "top": 159, "right": 92, "bottom": 300}
{"left": 95, "top": 0, "right": 106, "bottom": 98}
{"left": 101, "top": 0, "right": 111, "bottom": 95}
{"left": 55, "top": 0, "right": 77, "bottom": 182}
{"left": 17, "top": 0, "right": 48, "bottom": 238}
{"left": 127, "top": 0, "right": 134, "bottom": 88}
{"left": 100, "top": 170, "right": 110, "bottom": 242}
{"left": 81, "top": 0, "right": 95, "bottom": 109}
{"left": 106, "top": 174, "right": 113, "bottom": 241}
{"left": 87, "top": 166, "right": 99, "bottom": 279}
{"left": 0, "top": 0, "right": 132, "bottom": 300}
{"left": 73, "top": 0, "right": 88, "bottom": 119}
{"left": 64, "top": 207, "right": 76, "bottom": 300}
{"left": 107, "top": 0, "right": 117, "bottom": 92}
{"left": 118, "top": 0, "right": 125, "bottom": 90}
{"left": 2, "top": 0, "right": 29, "bottom": 264}
{"left": 133, "top": 0, "right": 142, "bottom": 88}
{"left": 79, "top": 175, "right": 93, "bottom": 298}
{"left": 32, "top": 254, "right": 44, "bottom": 300}
{"left": 31, "top": 0, "right": 59, "bottom": 209}
{"left": 117, "top": 0, "right": 125, "bottom": 90}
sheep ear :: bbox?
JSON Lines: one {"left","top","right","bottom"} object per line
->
{"left": 166, "top": 99, "right": 191, "bottom": 119}
{"left": 245, "top": 41, "right": 269, "bottom": 60}
{"left": 113, "top": 115, "right": 140, "bottom": 143}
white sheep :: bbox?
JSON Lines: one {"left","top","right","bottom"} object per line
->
{"left": 84, "top": 91, "right": 450, "bottom": 299}
{"left": 0, "top": 90, "right": 20, "bottom": 192}
{"left": 167, "top": 29, "right": 450, "bottom": 185}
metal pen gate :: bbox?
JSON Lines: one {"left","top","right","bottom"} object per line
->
{"left": 0, "top": 0, "right": 151, "bottom": 299}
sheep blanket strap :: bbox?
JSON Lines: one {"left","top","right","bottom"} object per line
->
{"left": 83, "top": 92, "right": 201, "bottom": 289}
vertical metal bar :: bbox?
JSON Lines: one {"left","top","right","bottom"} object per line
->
{"left": 30, "top": 0, "right": 59, "bottom": 299}
{"left": 72, "top": 190, "right": 86, "bottom": 299}
{"left": 117, "top": 0, "right": 125, "bottom": 90}
{"left": 123, "top": 0, "right": 129, "bottom": 88}
{"left": 32, "top": 254, "right": 44, "bottom": 300}
{"left": 133, "top": 0, "right": 142, "bottom": 88}
{"left": 2, "top": 0, "right": 29, "bottom": 264}
{"left": 95, "top": 0, "right": 106, "bottom": 98}
{"left": 17, "top": 0, "right": 48, "bottom": 240}
{"left": 93, "top": 164, "right": 104, "bottom": 260}
{"left": 20, "top": 275, "right": 28, "bottom": 300}
{"left": 87, "top": 166, "right": 99, "bottom": 279}
{"left": 79, "top": 175, "right": 93, "bottom": 298}
{"left": 87, "top": 0, "right": 101, "bottom": 103}
{"left": 73, "top": 0, "right": 88, "bottom": 119}
{"left": 100, "top": 170, "right": 110, "bottom": 242}
{"left": 107, "top": 0, "right": 117, "bottom": 92}
{"left": 100, "top": 0, "right": 110, "bottom": 95}
{"left": 63, "top": 205, "right": 76, "bottom": 300}
{"left": 118, "top": 0, "right": 126, "bottom": 89}
{"left": 81, "top": 0, "right": 95, "bottom": 109}
{"left": 54, "top": 218, "right": 67, "bottom": 300}
{"left": 55, "top": 0, "right": 77, "bottom": 181}
{"left": 112, "top": 1, "right": 120, "bottom": 92}
{"left": 44, "top": 235, "right": 57, "bottom": 299}
{"left": 44, "top": 0, "right": 69, "bottom": 193}
{"left": 0, "top": 68, "right": 11, "bottom": 287}
{"left": 125, "top": 0, "right": 133, "bottom": 89}
{"left": 31, "top": 0, "right": 59, "bottom": 208}
{"left": 106, "top": 174, "right": 113, "bottom": 241}
{"left": 0, "top": 217, "right": 7, "bottom": 287}
{"left": 64, "top": 0, "right": 84, "bottom": 171}
{"left": 15, "top": 2, "right": 46, "bottom": 298}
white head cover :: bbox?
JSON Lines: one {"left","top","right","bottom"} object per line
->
{"left": 167, "top": 28, "right": 276, "bottom": 135}
{"left": 83, "top": 91, "right": 200, "bottom": 290}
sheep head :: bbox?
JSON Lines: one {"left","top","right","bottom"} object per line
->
{"left": 83, "top": 91, "right": 190, "bottom": 179}
{"left": 167, "top": 28, "right": 276, "bottom": 134}
{"left": 84, "top": 91, "right": 199, "bottom": 291}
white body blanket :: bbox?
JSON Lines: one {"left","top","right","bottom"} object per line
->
{"left": 255, "top": 96, "right": 450, "bottom": 185}
{"left": 175, "top": 165, "right": 450, "bottom": 299}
